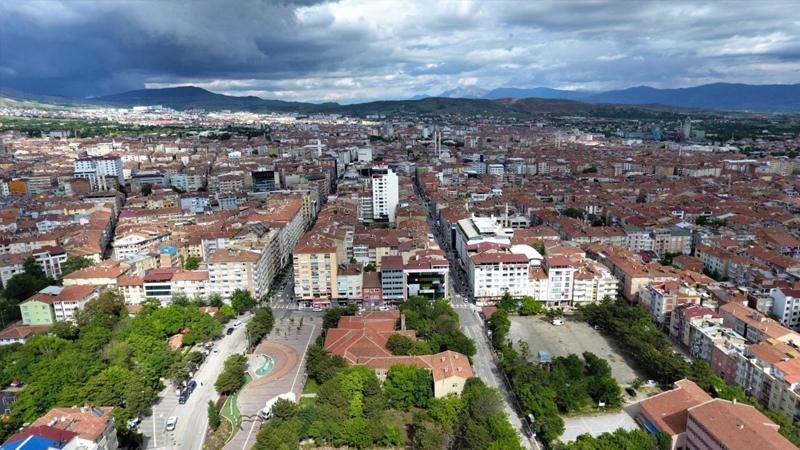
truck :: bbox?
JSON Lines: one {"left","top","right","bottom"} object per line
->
{"left": 258, "top": 392, "right": 296, "bottom": 420}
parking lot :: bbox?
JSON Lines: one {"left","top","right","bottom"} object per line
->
{"left": 508, "top": 316, "right": 641, "bottom": 385}
{"left": 561, "top": 410, "right": 639, "bottom": 442}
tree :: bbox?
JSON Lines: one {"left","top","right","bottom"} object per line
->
{"left": 141, "top": 183, "right": 153, "bottom": 196}
{"left": 519, "top": 296, "right": 544, "bottom": 316}
{"left": 50, "top": 321, "right": 79, "bottom": 340}
{"left": 60, "top": 256, "right": 94, "bottom": 278}
{"left": 488, "top": 308, "right": 511, "bottom": 348}
{"left": 384, "top": 364, "right": 433, "bottom": 410}
{"left": 563, "top": 207, "right": 585, "bottom": 220}
{"left": 208, "top": 292, "right": 224, "bottom": 308}
{"left": 208, "top": 400, "right": 221, "bottom": 431}
{"left": 497, "top": 292, "right": 518, "bottom": 312}
{"left": 3, "top": 257, "right": 51, "bottom": 303}
{"left": 364, "top": 262, "right": 377, "bottom": 272}
{"left": 184, "top": 256, "right": 200, "bottom": 270}
{"left": 215, "top": 354, "right": 248, "bottom": 394}
{"left": 306, "top": 344, "right": 347, "bottom": 384}
{"left": 247, "top": 307, "right": 275, "bottom": 349}
{"left": 532, "top": 242, "right": 546, "bottom": 256}
{"left": 386, "top": 334, "right": 432, "bottom": 356}
{"left": 271, "top": 398, "right": 298, "bottom": 421}
{"left": 230, "top": 289, "right": 255, "bottom": 314}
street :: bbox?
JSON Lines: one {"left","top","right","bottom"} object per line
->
{"left": 419, "top": 190, "right": 540, "bottom": 450}
{"left": 141, "top": 313, "right": 251, "bottom": 450}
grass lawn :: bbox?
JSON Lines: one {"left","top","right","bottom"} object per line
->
{"left": 302, "top": 379, "right": 319, "bottom": 395}
{"left": 220, "top": 374, "right": 252, "bottom": 431}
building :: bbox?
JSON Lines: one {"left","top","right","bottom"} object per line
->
{"left": 380, "top": 256, "right": 405, "bottom": 303}
{"left": 637, "top": 379, "right": 711, "bottom": 450}
{"left": 293, "top": 234, "right": 338, "bottom": 304}
{"left": 371, "top": 166, "right": 399, "bottom": 224}
{"left": 24, "top": 406, "right": 118, "bottom": 450}
{"left": 639, "top": 281, "right": 702, "bottom": 326}
{"left": 74, "top": 156, "right": 125, "bottom": 191}
{"left": 19, "top": 285, "right": 100, "bottom": 324}
{"left": 207, "top": 248, "right": 270, "bottom": 301}
{"left": 771, "top": 288, "right": 800, "bottom": 329}
{"left": 685, "top": 398, "right": 796, "bottom": 450}
{"left": 323, "top": 311, "right": 473, "bottom": 398}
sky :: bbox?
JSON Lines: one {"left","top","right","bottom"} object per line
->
{"left": 1, "top": 0, "right": 800, "bottom": 103}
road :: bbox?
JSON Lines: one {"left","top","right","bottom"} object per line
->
{"left": 141, "top": 313, "right": 251, "bottom": 450}
{"left": 417, "top": 186, "right": 540, "bottom": 450}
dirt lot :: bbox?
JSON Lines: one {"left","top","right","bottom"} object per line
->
{"left": 508, "top": 315, "right": 642, "bottom": 385}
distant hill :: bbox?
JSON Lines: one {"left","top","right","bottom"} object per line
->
{"left": 90, "top": 87, "right": 695, "bottom": 118}
{"left": 585, "top": 83, "right": 800, "bottom": 112}
{"left": 483, "top": 87, "right": 594, "bottom": 101}
{"left": 438, "top": 86, "right": 490, "bottom": 99}
{"left": 427, "top": 82, "right": 800, "bottom": 112}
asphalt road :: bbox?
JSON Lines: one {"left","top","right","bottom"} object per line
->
{"left": 141, "top": 313, "right": 251, "bottom": 450}
{"left": 420, "top": 191, "right": 540, "bottom": 450}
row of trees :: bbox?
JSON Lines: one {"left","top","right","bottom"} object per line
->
{"left": 578, "top": 297, "right": 800, "bottom": 447}
{"left": 0, "top": 290, "right": 231, "bottom": 445}
{"left": 496, "top": 292, "right": 546, "bottom": 317}
{"left": 554, "top": 428, "right": 670, "bottom": 450}
{"left": 246, "top": 307, "right": 275, "bottom": 351}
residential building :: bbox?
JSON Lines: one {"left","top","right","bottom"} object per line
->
{"left": 74, "top": 155, "right": 125, "bottom": 191}
{"left": 207, "top": 248, "right": 270, "bottom": 301}
{"left": 771, "top": 288, "right": 800, "bottom": 329}
{"left": 371, "top": 166, "right": 399, "bottom": 224}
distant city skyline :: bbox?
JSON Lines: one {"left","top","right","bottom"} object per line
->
{"left": 1, "top": 0, "right": 800, "bottom": 103}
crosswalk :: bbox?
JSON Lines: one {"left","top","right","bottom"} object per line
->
{"left": 451, "top": 302, "right": 472, "bottom": 309}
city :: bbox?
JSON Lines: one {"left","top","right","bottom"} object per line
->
{"left": 1, "top": 2, "right": 800, "bottom": 450}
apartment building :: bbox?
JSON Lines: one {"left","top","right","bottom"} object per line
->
{"left": 293, "top": 234, "right": 338, "bottom": 303}
{"left": 733, "top": 340, "right": 800, "bottom": 419}
{"left": 19, "top": 285, "right": 99, "bottom": 324}
{"left": 639, "top": 280, "right": 702, "bottom": 325}
{"left": 207, "top": 248, "right": 270, "bottom": 300}
{"left": 74, "top": 155, "right": 125, "bottom": 191}
{"left": 371, "top": 166, "right": 399, "bottom": 224}
{"left": 771, "top": 288, "right": 800, "bottom": 329}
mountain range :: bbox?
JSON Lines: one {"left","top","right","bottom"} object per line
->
{"left": 3, "top": 82, "right": 800, "bottom": 115}
{"left": 433, "top": 83, "right": 800, "bottom": 112}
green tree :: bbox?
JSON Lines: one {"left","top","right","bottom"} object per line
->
{"left": 519, "top": 296, "right": 544, "bottom": 316}
{"left": 215, "top": 354, "right": 248, "bottom": 394}
{"left": 183, "top": 256, "right": 200, "bottom": 270}
{"left": 50, "top": 321, "right": 80, "bottom": 340}
{"left": 386, "top": 334, "right": 432, "bottom": 355}
{"left": 230, "top": 289, "right": 255, "bottom": 314}
{"left": 141, "top": 183, "right": 153, "bottom": 196}
{"left": 497, "top": 292, "right": 518, "bottom": 312}
{"left": 208, "top": 292, "right": 224, "bottom": 308}
{"left": 384, "top": 364, "right": 433, "bottom": 410}
{"left": 208, "top": 400, "right": 221, "bottom": 431}
{"left": 59, "top": 256, "right": 95, "bottom": 278}
{"left": 488, "top": 308, "right": 511, "bottom": 348}
{"left": 271, "top": 398, "right": 298, "bottom": 421}
{"left": 563, "top": 207, "right": 585, "bottom": 220}
{"left": 247, "top": 307, "right": 275, "bottom": 349}
{"left": 305, "top": 344, "right": 347, "bottom": 384}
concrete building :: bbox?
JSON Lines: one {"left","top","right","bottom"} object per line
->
{"left": 207, "top": 248, "right": 270, "bottom": 301}
{"left": 293, "top": 234, "right": 338, "bottom": 303}
{"left": 771, "top": 288, "right": 800, "bottom": 329}
{"left": 74, "top": 155, "right": 125, "bottom": 191}
{"left": 371, "top": 166, "right": 399, "bottom": 224}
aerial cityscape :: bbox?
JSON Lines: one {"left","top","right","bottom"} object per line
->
{"left": 1, "top": 1, "right": 800, "bottom": 450}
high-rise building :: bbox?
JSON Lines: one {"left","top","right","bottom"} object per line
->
{"left": 73, "top": 155, "right": 125, "bottom": 191}
{"left": 371, "top": 166, "right": 399, "bottom": 224}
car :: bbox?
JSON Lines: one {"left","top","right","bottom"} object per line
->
{"left": 311, "top": 307, "right": 323, "bottom": 312}
{"left": 625, "top": 387, "right": 637, "bottom": 398}
{"left": 234, "top": 320, "right": 243, "bottom": 328}
{"left": 187, "top": 380, "right": 197, "bottom": 393}
{"left": 165, "top": 416, "right": 177, "bottom": 431}
{"left": 178, "top": 390, "right": 188, "bottom": 404}
{"left": 127, "top": 417, "right": 140, "bottom": 429}
{"left": 552, "top": 319, "right": 564, "bottom": 326}
{"left": 226, "top": 327, "right": 234, "bottom": 335}
{"left": 212, "top": 348, "right": 219, "bottom": 354}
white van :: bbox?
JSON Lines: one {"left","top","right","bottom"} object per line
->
{"left": 259, "top": 392, "right": 297, "bottom": 420}
{"left": 552, "top": 319, "right": 564, "bottom": 326}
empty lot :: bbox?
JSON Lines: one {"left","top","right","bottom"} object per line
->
{"left": 508, "top": 315, "right": 641, "bottom": 385}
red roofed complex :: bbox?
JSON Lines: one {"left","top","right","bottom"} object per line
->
{"left": 324, "top": 310, "right": 473, "bottom": 397}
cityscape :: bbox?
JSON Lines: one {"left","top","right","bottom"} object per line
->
{"left": 1, "top": 2, "right": 800, "bottom": 450}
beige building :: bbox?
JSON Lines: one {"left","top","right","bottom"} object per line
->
{"left": 293, "top": 233, "right": 339, "bottom": 302}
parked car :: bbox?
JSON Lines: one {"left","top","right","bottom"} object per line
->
{"left": 165, "top": 416, "right": 177, "bottom": 431}
{"left": 226, "top": 327, "right": 234, "bottom": 335}
{"left": 127, "top": 417, "right": 140, "bottom": 430}
{"left": 178, "top": 390, "right": 188, "bottom": 404}
{"left": 234, "top": 320, "right": 243, "bottom": 328}
{"left": 187, "top": 380, "right": 197, "bottom": 394}
{"left": 625, "top": 387, "right": 637, "bottom": 398}
{"left": 552, "top": 319, "right": 564, "bottom": 326}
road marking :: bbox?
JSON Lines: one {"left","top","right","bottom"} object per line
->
{"left": 151, "top": 413, "right": 157, "bottom": 448}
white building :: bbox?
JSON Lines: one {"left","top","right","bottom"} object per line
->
{"left": 208, "top": 247, "right": 270, "bottom": 300}
{"left": 371, "top": 166, "right": 399, "bottom": 224}
{"left": 771, "top": 288, "right": 800, "bottom": 329}
{"left": 74, "top": 155, "right": 125, "bottom": 191}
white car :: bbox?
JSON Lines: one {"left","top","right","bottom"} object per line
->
{"left": 165, "top": 416, "right": 177, "bottom": 431}
{"left": 233, "top": 320, "right": 243, "bottom": 328}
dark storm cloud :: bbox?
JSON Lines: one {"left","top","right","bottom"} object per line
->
{"left": 1, "top": 0, "right": 799, "bottom": 102}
